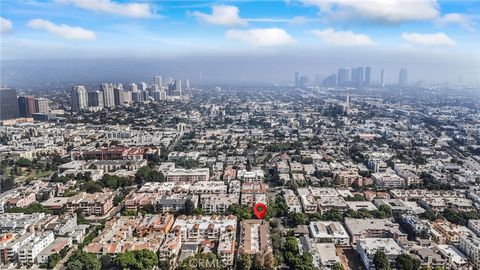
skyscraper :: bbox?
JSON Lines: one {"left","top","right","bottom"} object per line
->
{"left": 114, "top": 87, "right": 124, "bottom": 106}
{"left": 299, "top": 76, "right": 309, "bottom": 88}
{"left": 88, "top": 91, "right": 104, "bottom": 108}
{"left": 322, "top": 74, "right": 337, "bottom": 87}
{"left": 34, "top": 98, "right": 49, "bottom": 113}
{"left": 357, "top": 67, "right": 364, "bottom": 88}
{"left": 294, "top": 72, "right": 299, "bottom": 88}
{"left": 174, "top": 79, "right": 182, "bottom": 96}
{"left": 351, "top": 68, "right": 359, "bottom": 85}
{"left": 139, "top": 82, "right": 148, "bottom": 91}
{"left": 132, "top": 91, "right": 143, "bottom": 103}
{"left": 364, "top": 67, "right": 371, "bottom": 86}
{"left": 338, "top": 68, "right": 349, "bottom": 87}
{"left": 71, "top": 86, "right": 88, "bottom": 111}
{"left": 399, "top": 68, "right": 408, "bottom": 87}
{"left": 130, "top": 83, "right": 138, "bottom": 92}
{"left": 154, "top": 75, "right": 162, "bottom": 87}
{"left": 380, "top": 69, "right": 385, "bottom": 87}
{"left": 123, "top": 90, "right": 132, "bottom": 105}
{"left": 185, "top": 79, "right": 190, "bottom": 89}
{"left": 101, "top": 83, "right": 115, "bottom": 108}
{"left": 18, "top": 96, "right": 36, "bottom": 117}
{"left": 0, "top": 87, "right": 19, "bottom": 120}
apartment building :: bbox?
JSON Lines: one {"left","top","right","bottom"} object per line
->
{"left": 165, "top": 168, "right": 210, "bottom": 182}
{"left": 237, "top": 169, "right": 264, "bottom": 183}
{"left": 357, "top": 238, "right": 403, "bottom": 270}
{"left": 200, "top": 194, "right": 239, "bottom": 214}
{"left": 17, "top": 231, "right": 54, "bottom": 265}
{"left": 458, "top": 233, "right": 480, "bottom": 270}
{"left": 238, "top": 219, "right": 272, "bottom": 255}
{"left": 344, "top": 218, "right": 407, "bottom": 244}
{"left": 309, "top": 221, "right": 350, "bottom": 245}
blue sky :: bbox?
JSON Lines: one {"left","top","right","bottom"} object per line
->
{"left": 1, "top": 0, "right": 479, "bottom": 58}
{"left": 1, "top": 0, "right": 479, "bottom": 84}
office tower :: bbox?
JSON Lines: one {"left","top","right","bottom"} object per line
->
{"left": 154, "top": 76, "right": 162, "bottom": 87}
{"left": 364, "top": 67, "right": 371, "bottom": 86}
{"left": 132, "top": 91, "right": 143, "bottom": 103}
{"left": 139, "top": 82, "right": 148, "bottom": 91}
{"left": 294, "top": 72, "right": 300, "bottom": 88}
{"left": 185, "top": 79, "right": 190, "bottom": 89}
{"left": 160, "top": 89, "right": 167, "bottom": 101}
{"left": 176, "top": 79, "right": 182, "bottom": 96}
{"left": 399, "top": 68, "right": 408, "bottom": 86}
{"left": 151, "top": 90, "right": 161, "bottom": 101}
{"left": 88, "top": 91, "right": 104, "bottom": 108}
{"left": 357, "top": 67, "right": 364, "bottom": 87}
{"left": 338, "top": 68, "right": 349, "bottom": 87}
{"left": 380, "top": 69, "right": 385, "bottom": 87}
{"left": 351, "top": 68, "right": 359, "bottom": 84}
{"left": 141, "top": 90, "right": 150, "bottom": 101}
{"left": 322, "top": 74, "right": 337, "bottom": 87}
{"left": 299, "top": 76, "right": 309, "bottom": 88}
{"left": 71, "top": 86, "right": 88, "bottom": 111}
{"left": 116, "top": 83, "right": 123, "bottom": 90}
{"left": 113, "top": 87, "right": 124, "bottom": 106}
{"left": 18, "top": 96, "right": 36, "bottom": 117}
{"left": 0, "top": 87, "right": 20, "bottom": 120}
{"left": 101, "top": 83, "right": 115, "bottom": 108}
{"left": 34, "top": 98, "right": 49, "bottom": 113}
{"left": 123, "top": 90, "right": 132, "bottom": 105}
{"left": 130, "top": 83, "right": 138, "bottom": 92}
{"left": 165, "top": 77, "right": 173, "bottom": 85}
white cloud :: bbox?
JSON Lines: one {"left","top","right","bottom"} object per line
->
{"left": 310, "top": 28, "right": 374, "bottom": 47}
{"left": 191, "top": 5, "right": 247, "bottom": 26}
{"left": 1, "top": 17, "right": 13, "bottom": 34}
{"left": 402, "top": 32, "right": 456, "bottom": 47}
{"left": 302, "top": 0, "right": 439, "bottom": 22}
{"left": 56, "top": 0, "right": 152, "bottom": 18}
{"left": 27, "top": 19, "right": 96, "bottom": 40}
{"left": 225, "top": 28, "right": 295, "bottom": 47}
{"left": 436, "top": 13, "right": 475, "bottom": 32}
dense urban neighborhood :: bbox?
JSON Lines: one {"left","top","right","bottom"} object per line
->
{"left": 0, "top": 73, "right": 479, "bottom": 270}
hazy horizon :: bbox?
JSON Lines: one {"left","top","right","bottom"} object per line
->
{"left": 1, "top": 0, "right": 480, "bottom": 87}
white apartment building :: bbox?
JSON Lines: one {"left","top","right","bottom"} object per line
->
{"left": 165, "top": 168, "right": 210, "bottom": 182}
{"left": 200, "top": 194, "right": 239, "bottom": 214}
{"left": 309, "top": 221, "right": 350, "bottom": 245}
{"left": 17, "top": 231, "right": 54, "bottom": 265}
{"left": 458, "top": 233, "right": 480, "bottom": 270}
{"left": 237, "top": 169, "right": 264, "bottom": 183}
{"left": 356, "top": 238, "right": 402, "bottom": 270}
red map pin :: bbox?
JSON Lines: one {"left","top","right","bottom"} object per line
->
{"left": 253, "top": 202, "right": 267, "bottom": 219}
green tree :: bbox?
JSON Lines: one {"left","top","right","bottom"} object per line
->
{"left": 283, "top": 237, "right": 299, "bottom": 254}
{"left": 378, "top": 204, "right": 392, "bottom": 218}
{"left": 373, "top": 250, "right": 390, "bottom": 270}
{"left": 396, "top": 253, "right": 421, "bottom": 270}
{"left": 287, "top": 212, "right": 306, "bottom": 226}
{"left": 116, "top": 249, "right": 158, "bottom": 270}
{"left": 237, "top": 254, "right": 252, "bottom": 270}
{"left": 67, "top": 252, "right": 101, "bottom": 270}
{"left": 184, "top": 199, "right": 195, "bottom": 215}
{"left": 100, "top": 254, "right": 113, "bottom": 269}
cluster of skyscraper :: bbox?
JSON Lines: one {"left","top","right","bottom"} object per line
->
{"left": 71, "top": 76, "right": 190, "bottom": 111}
{"left": 323, "top": 66, "right": 372, "bottom": 88}
{"left": 294, "top": 72, "right": 310, "bottom": 88}
{"left": 295, "top": 67, "right": 408, "bottom": 89}
{"left": 0, "top": 87, "right": 50, "bottom": 121}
